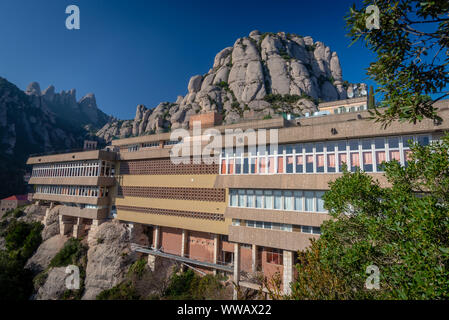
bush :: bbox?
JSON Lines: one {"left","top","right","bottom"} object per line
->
{"left": 49, "top": 238, "right": 87, "bottom": 268}
{"left": 4, "top": 220, "right": 43, "bottom": 262}
{"left": 96, "top": 281, "right": 140, "bottom": 300}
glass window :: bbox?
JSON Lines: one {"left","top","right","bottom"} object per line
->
{"left": 301, "top": 226, "right": 312, "bottom": 233}
{"left": 417, "top": 135, "right": 430, "bottom": 146}
{"left": 316, "top": 191, "right": 326, "bottom": 212}
{"left": 316, "top": 143, "right": 324, "bottom": 153}
{"left": 243, "top": 158, "right": 249, "bottom": 174}
{"left": 232, "top": 219, "right": 241, "bottom": 226}
{"left": 238, "top": 189, "right": 245, "bottom": 207}
{"left": 326, "top": 142, "right": 335, "bottom": 152}
{"left": 235, "top": 158, "right": 241, "bottom": 174}
{"left": 337, "top": 140, "right": 346, "bottom": 152}
{"left": 306, "top": 155, "right": 314, "bottom": 173}
{"left": 246, "top": 190, "right": 254, "bottom": 208}
{"left": 284, "top": 191, "right": 293, "bottom": 211}
{"left": 327, "top": 153, "right": 336, "bottom": 173}
{"left": 230, "top": 190, "right": 238, "bottom": 207}
{"left": 351, "top": 152, "right": 360, "bottom": 171}
{"left": 286, "top": 156, "right": 294, "bottom": 173}
{"left": 361, "top": 139, "right": 372, "bottom": 150}
{"left": 349, "top": 140, "right": 358, "bottom": 151}
{"left": 312, "top": 227, "right": 321, "bottom": 235}
{"left": 363, "top": 152, "right": 373, "bottom": 172}
{"left": 374, "top": 138, "right": 385, "bottom": 149}
{"left": 305, "top": 143, "right": 313, "bottom": 153}
{"left": 255, "top": 221, "right": 263, "bottom": 228}
{"left": 403, "top": 136, "right": 413, "bottom": 148}
{"left": 388, "top": 137, "right": 399, "bottom": 149}
{"left": 274, "top": 190, "right": 282, "bottom": 209}
{"left": 296, "top": 155, "right": 303, "bottom": 173}
{"left": 338, "top": 153, "right": 348, "bottom": 171}
{"left": 305, "top": 191, "right": 314, "bottom": 212}
{"left": 247, "top": 220, "right": 255, "bottom": 227}
{"left": 294, "top": 144, "right": 302, "bottom": 154}
{"left": 294, "top": 191, "right": 303, "bottom": 211}
{"left": 316, "top": 154, "right": 325, "bottom": 173}
{"left": 264, "top": 190, "right": 273, "bottom": 209}
{"left": 255, "top": 190, "right": 263, "bottom": 208}
{"left": 376, "top": 151, "right": 386, "bottom": 171}
{"left": 285, "top": 145, "right": 293, "bottom": 154}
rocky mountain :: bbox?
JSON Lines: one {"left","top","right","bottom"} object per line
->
{"left": 97, "top": 30, "right": 365, "bottom": 141}
{"left": 0, "top": 77, "right": 111, "bottom": 198}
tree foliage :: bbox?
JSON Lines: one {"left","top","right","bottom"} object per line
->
{"left": 288, "top": 134, "right": 449, "bottom": 299}
{"left": 346, "top": 0, "right": 449, "bottom": 126}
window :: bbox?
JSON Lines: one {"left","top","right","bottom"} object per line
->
{"left": 294, "top": 191, "right": 303, "bottom": 211}
{"left": 230, "top": 190, "right": 238, "bottom": 207}
{"left": 266, "top": 249, "right": 283, "bottom": 265}
{"left": 218, "top": 134, "right": 431, "bottom": 175}
{"left": 255, "top": 190, "right": 263, "bottom": 208}
{"left": 316, "top": 191, "right": 325, "bottom": 212}
{"left": 284, "top": 191, "right": 293, "bottom": 211}
{"left": 246, "top": 190, "right": 254, "bottom": 208}
{"left": 238, "top": 189, "right": 245, "bottom": 207}
{"left": 274, "top": 191, "right": 282, "bottom": 209}
{"left": 264, "top": 190, "right": 273, "bottom": 209}
{"left": 305, "top": 191, "right": 314, "bottom": 212}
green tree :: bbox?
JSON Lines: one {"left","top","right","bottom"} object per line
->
{"left": 288, "top": 134, "right": 449, "bottom": 299}
{"left": 346, "top": 0, "right": 449, "bottom": 126}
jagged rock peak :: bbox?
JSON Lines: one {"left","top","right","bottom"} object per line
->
{"left": 25, "top": 82, "right": 41, "bottom": 96}
{"left": 96, "top": 30, "right": 365, "bottom": 142}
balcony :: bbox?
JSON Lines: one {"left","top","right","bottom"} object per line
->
{"left": 32, "top": 193, "right": 110, "bottom": 206}
{"left": 59, "top": 206, "right": 110, "bottom": 220}
{"left": 228, "top": 225, "right": 319, "bottom": 251}
{"left": 28, "top": 176, "right": 116, "bottom": 187}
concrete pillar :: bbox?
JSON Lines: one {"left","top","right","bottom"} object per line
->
{"left": 251, "top": 244, "right": 258, "bottom": 273}
{"left": 282, "top": 250, "right": 294, "bottom": 295}
{"left": 213, "top": 234, "right": 220, "bottom": 275}
{"left": 147, "top": 255, "right": 159, "bottom": 272}
{"left": 180, "top": 229, "right": 188, "bottom": 272}
{"left": 88, "top": 219, "right": 105, "bottom": 242}
{"left": 72, "top": 217, "right": 84, "bottom": 238}
{"left": 233, "top": 243, "right": 241, "bottom": 300}
{"left": 153, "top": 226, "right": 160, "bottom": 249}
{"left": 181, "top": 229, "right": 188, "bottom": 257}
{"left": 59, "top": 215, "right": 73, "bottom": 236}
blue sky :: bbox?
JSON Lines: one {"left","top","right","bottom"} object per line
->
{"left": 0, "top": 0, "right": 374, "bottom": 120}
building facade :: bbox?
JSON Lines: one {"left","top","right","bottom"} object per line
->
{"left": 0, "top": 194, "right": 30, "bottom": 217}
{"left": 26, "top": 99, "right": 449, "bottom": 297}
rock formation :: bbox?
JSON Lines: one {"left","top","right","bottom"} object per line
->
{"left": 97, "top": 30, "right": 365, "bottom": 142}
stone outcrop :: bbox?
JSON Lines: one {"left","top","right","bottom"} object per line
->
{"left": 97, "top": 30, "right": 365, "bottom": 142}
{"left": 25, "top": 235, "right": 68, "bottom": 274}
{"left": 81, "top": 221, "right": 141, "bottom": 300}
{"left": 35, "top": 267, "right": 68, "bottom": 300}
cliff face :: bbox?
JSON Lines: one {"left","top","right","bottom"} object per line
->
{"left": 0, "top": 77, "right": 111, "bottom": 198}
{"left": 97, "top": 30, "right": 366, "bottom": 142}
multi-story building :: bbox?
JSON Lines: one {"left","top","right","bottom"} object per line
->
{"left": 26, "top": 99, "right": 449, "bottom": 298}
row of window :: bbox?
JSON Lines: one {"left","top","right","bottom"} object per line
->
{"left": 220, "top": 134, "right": 431, "bottom": 175}
{"left": 232, "top": 219, "right": 321, "bottom": 235}
{"left": 32, "top": 161, "right": 115, "bottom": 178}
{"left": 35, "top": 185, "right": 110, "bottom": 198}
{"left": 229, "top": 189, "right": 327, "bottom": 213}
{"left": 127, "top": 139, "right": 181, "bottom": 152}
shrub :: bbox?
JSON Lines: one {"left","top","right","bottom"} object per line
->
{"left": 96, "top": 281, "right": 140, "bottom": 300}
{"left": 49, "top": 238, "right": 87, "bottom": 268}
